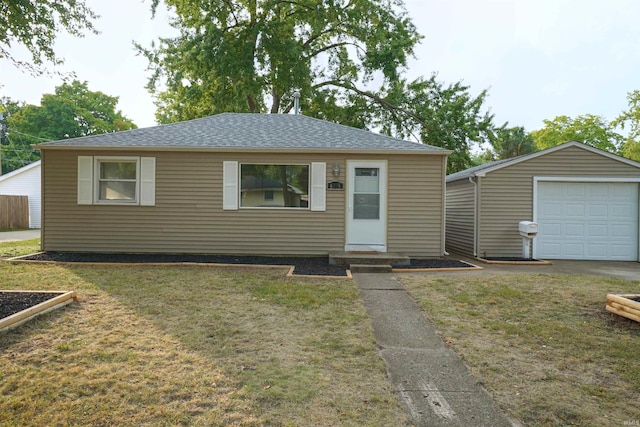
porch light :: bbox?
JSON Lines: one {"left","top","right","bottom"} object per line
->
{"left": 332, "top": 163, "right": 341, "bottom": 176}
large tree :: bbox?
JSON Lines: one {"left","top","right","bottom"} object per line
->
{"left": 483, "top": 125, "right": 537, "bottom": 161}
{"left": 1, "top": 81, "right": 136, "bottom": 173}
{"left": 0, "top": 0, "right": 98, "bottom": 74}
{"left": 141, "top": 0, "right": 496, "bottom": 172}
{"left": 530, "top": 114, "right": 622, "bottom": 153}
{"left": 612, "top": 90, "right": 640, "bottom": 161}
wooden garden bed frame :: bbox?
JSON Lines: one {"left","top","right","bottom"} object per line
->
{"left": 606, "top": 294, "right": 640, "bottom": 323}
{"left": 0, "top": 290, "right": 77, "bottom": 332}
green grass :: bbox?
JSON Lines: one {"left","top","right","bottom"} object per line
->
{"left": 0, "top": 260, "right": 407, "bottom": 426}
{"left": 0, "top": 238, "right": 40, "bottom": 259}
{"left": 400, "top": 273, "right": 640, "bottom": 426}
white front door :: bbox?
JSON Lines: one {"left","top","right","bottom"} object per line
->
{"left": 345, "top": 160, "right": 387, "bottom": 252}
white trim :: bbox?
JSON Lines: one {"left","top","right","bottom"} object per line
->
{"left": 310, "top": 162, "right": 326, "bottom": 212}
{"left": 532, "top": 177, "right": 640, "bottom": 261}
{"left": 222, "top": 161, "right": 239, "bottom": 210}
{"left": 0, "top": 160, "right": 41, "bottom": 183}
{"left": 475, "top": 141, "right": 640, "bottom": 178}
{"left": 94, "top": 156, "right": 140, "bottom": 204}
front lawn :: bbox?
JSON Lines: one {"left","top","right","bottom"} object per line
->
{"left": 0, "top": 238, "right": 40, "bottom": 259}
{"left": 399, "top": 273, "right": 640, "bottom": 426}
{"left": 1, "top": 262, "right": 407, "bottom": 426}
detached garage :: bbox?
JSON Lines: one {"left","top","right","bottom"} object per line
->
{"left": 446, "top": 141, "right": 640, "bottom": 261}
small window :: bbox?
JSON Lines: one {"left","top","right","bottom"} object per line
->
{"left": 240, "top": 164, "right": 309, "bottom": 208}
{"left": 95, "top": 158, "right": 139, "bottom": 203}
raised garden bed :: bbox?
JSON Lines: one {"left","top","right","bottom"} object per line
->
{"left": 0, "top": 290, "right": 77, "bottom": 332}
{"left": 476, "top": 256, "right": 552, "bottom": 265}
{"left": 606, "top": 294, "right": 640, "bottom": 323}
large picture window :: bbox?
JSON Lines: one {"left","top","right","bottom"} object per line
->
{"left": 96, "top": 157, "right": 139, "bottom": 203}
{"left": 240, "top": 164, "right": 309, "bottom": 208}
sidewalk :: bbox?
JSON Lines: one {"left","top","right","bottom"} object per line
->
{"left": 0, "top": 229, "right": 41, "bottom": 242}
{"left": 353, "top": 272, "right": 517, "bottom": 427}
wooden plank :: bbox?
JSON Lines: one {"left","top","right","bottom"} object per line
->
{"left": 606, "top": 294, "right": 640, "bottom": 311}
{"left": 605, "top": 304, "right": 640, "bottom": 323}
{"left": 0, "top": 291, "right": 77, "bottom": 331}
{"left": 607, "top": 301, "right": 640, "bottom": 319}
{"left": 0, "top": 195, "right": 29, "bottom": 230}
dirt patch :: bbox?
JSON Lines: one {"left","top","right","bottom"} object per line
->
{"left": 0, "top": 292, "right": 61, "bottom": 319}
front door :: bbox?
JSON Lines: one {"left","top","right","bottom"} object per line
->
{"left": 345, "top": 160, "right": 387, "bottom": 252}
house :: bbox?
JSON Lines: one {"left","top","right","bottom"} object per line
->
{"left": 36, "top": 113, "right": 450, "bottom": 256}
{"left": 0, "top": 160, "right": 41, "bottom": 228}
{"left": 446, "top": 141, "right": 640, "bottom": 261}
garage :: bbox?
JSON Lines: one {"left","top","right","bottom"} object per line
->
{"left": 446, "top": 141, "right": 640, "bottom": 261}
{"left": 535, "top": 181, "right": 639, "bottom": 260}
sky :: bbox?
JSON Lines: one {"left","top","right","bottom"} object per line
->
{"left": 1, "top": 0, "right": 639, "bottom": 133}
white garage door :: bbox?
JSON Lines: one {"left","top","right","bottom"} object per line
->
{"left": 535, "top": 182, "right": 639, "bottom": 260}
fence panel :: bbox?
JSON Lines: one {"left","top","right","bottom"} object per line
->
{"left": 0, "top": 195, "right": 29, "bottom": 230}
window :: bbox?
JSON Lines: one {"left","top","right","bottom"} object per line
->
{"left": 96, "top": 158, "right": 138, "bottom": 202}
{"left": 77, "top": 156, "right": 156, "bottom": 206}
{"left": 240, "top": 164, "right": 309, "bottom": 208}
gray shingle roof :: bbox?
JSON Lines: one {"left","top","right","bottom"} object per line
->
{"left": 37, "top": 113, "right": 448, "bottom": 154}
{"left": 446, "top": 157, "right": 519, "bottom": 182}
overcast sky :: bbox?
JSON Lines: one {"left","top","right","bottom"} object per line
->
{"left": 1, "top": 0, "right": 639, "bottom": 132}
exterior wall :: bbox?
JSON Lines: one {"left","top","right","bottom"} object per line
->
{"left": 445, "top": 178, "right": 475, "bottom": 256}
{"left": 42, "top": 150, "right": 445, "bottom": 256}
{"left": 0, "top": 161, "right": 41, "bottom": 228}
{"left": 477, "top": 146, "right": 640, "bottom": 257}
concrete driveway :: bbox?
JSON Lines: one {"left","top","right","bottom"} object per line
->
{"left": 438, "top": 254, "right": 640, "bottom": 281}
{"left": 0, "top": 229, "right": 41, "bottom": 242}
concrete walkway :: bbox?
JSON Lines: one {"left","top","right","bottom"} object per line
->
{"left": 353, "top": 273, "right": 516, "bottom": 427}
{"left": 0, "top": 229, "right": 40, "bottom": 242}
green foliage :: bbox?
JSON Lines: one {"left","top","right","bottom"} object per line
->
{"left": 483, "top": 125, "right": 537, "bottom": 161}
{"left": 1, "top": 81, "right": 136, "bottom": 174}
{"left": 0, "top": 0, "right": 98, "bottom": 74}
{"left": 530, "top": 114, "right": 622, "bottom": 153}
{"left": 140, "top": 0, "right": 496, "bottom": 173}
{"left": 612, "top": 90, "right": 640, "bottom": 161}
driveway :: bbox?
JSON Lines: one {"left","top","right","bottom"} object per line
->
{"left": 438, "top": 254, "right": 640, "bottom": 281}
{"left": 0, "top": 229, "right": 41, "bottom": 242}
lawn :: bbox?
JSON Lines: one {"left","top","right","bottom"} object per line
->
{"left": 399, "top": 273, "right": 640, "bottom": 426}
{"left": 0, "top": 238, "right": 40, "bottom": 259}
{"left": 0, "top": 261, "right": 408, "bottom": 426}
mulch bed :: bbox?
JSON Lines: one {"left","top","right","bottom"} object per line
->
{"left": 0, "top": 292, "right": 61, "bottom": 319}
{"left": 482, "top": 257, "right": 545, "bottom": 262}
{"left": 16, "top": 252, "right": 476, "bottom": 276}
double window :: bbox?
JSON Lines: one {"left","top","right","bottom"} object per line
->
{"left": 77, "top": 156, "right": 156, "bottom": 206}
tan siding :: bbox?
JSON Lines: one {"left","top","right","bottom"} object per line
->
{"left": 445, "top": 179, "right": 475, "bottom": 256}
{"left": 43, "top": 150, "right": 446, "bottom": 256}
{"left": 478, "top": 146, "right": 640, "bottom": 257}
{"left": 387, "top": 156, "right": 445, "bottom": 257}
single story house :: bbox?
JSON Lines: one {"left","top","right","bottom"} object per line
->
{"left": 446, "top": 141, "right": 640, "bottom": 261}
{"left": 36, "top": 113, "right": 450, "bottom": 256}
{"left": 0, "top": 160, "right": 41, "bottom": 228}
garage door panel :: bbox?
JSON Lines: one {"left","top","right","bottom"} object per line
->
{"left": 536, "top": 182, "right": 638, "bottom": 261}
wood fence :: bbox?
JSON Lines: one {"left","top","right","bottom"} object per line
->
{"left": 0, "top": 195, "right": 29, "bottom": 230}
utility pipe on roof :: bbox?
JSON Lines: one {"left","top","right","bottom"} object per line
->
{"left": 469, "top": 175, "right": 478, "bottom": 257}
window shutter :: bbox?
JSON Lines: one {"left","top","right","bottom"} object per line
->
{"left": 140, "top": 157, "right": 156, "bottom": 206}
{"left": 310, "top": 162, "right": 326, "bottom": 212}
{"left": 223, "top": 161, "right": 239, "bottom": 210}
{"left": 77, "top": 156, "right": 93, "bottom": 205}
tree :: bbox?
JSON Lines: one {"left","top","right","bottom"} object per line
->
{"left": 612, "top": 90, "right": 640, "bottom": 161}
{"left": 0, "top": 0, "right": 98, "bottom": 74}
{"left": 484, "top": 125, "right": 536, "bottom": 161}
{"left": 1, "top": 81, "right": 136, "bottom": 174}
{"left": 140, "top": 0, "right": 496, "bottom": 172}
{"left": 530, "top": 114, "right": 622, "bottom": 153}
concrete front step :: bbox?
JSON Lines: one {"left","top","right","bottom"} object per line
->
{"left": 349, "top": 264, "right": 393, "bottom": 273}
{"left": 329, "top": 251, "right": 410, "bottom": 267}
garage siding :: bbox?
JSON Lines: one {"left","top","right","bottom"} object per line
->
{"left": 445, "top": 178, "right": 475, "bottom": 256}
{"left": 478, "top": 146, "right": 640, "bottom": 258}
{"left": 42, "top": 150, "right": 445, "bottom": 256}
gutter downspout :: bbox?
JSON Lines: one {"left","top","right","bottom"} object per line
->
{"left": 469, "top": 175, "right": 478, "bottom": 257}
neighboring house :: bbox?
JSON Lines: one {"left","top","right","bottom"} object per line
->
{"left": 0, "top": 160, "right": 41, "bottom": 228}
{"left": 36, "top": 113, "right": 450, "bottom": 256}
{"left": 446, "top": 141, "right": 640, "bottom": 261}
